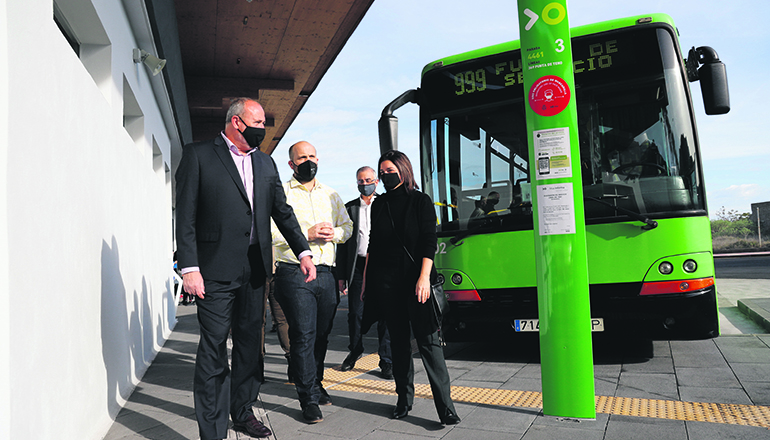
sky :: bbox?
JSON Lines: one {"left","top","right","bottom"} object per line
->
{"left": 278, "top": 0, "right": 770, "bottom": 218}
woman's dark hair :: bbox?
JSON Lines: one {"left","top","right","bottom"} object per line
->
{"left": 378, "top": 150, "right": 419, "bottom": 192}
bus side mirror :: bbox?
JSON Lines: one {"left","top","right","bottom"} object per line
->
{"left": 378, "top": 89, "right": 419, "bottom": 155}
{"left": 378, "top": 115, "right": 398, "bottom": 155}
{"left": 686, "top": 46, "right": 730, "bottom": 115}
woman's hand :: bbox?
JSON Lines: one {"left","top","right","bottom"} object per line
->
{"left": 415, "top": 257, "right": 434, "bottom": 304}
{"left": 415, "top": 274, "right": 431, "bottom": 304}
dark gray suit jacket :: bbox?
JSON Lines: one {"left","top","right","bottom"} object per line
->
{"left": 335, "top": 197, "right": 361, "bottom": 285}
{"left": 175, "top": 135, "right": 309, "bottom": 281}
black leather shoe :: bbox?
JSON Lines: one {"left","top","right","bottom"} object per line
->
{"left": 440, "top": 410, "right": 461, "bottom": 425}
{"left": 380, "top": 362, "right": 393, "bottom": 380}
{"left": 318, "top": 387, "right": 332, "bottom": 406}
{"left": 392, "top": 404, "right": 412, "bottom": 419}
{"left": 302, "top": 403, "right": 323, "bottom": 423}
{"left": 340, "top": 352, "right": 362, "bottom": 371}
{"left": 232, "top": 413, "right": 272, "bottom": 438}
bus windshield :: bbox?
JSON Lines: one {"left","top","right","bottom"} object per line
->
{"left": 421, "top": 26, "right": 704, "bottom": 235}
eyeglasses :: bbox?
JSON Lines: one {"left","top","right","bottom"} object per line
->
{"left": 357, "top": 178, "right": 376, "bottom": 185}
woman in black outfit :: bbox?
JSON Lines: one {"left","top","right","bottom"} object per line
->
{"left": 361, "top": 150, "right": 460, "bottom": 425}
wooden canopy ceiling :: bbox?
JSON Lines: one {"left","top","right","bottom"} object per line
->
{"left": 174, "top": 0, "right": 374, "bottom": 154}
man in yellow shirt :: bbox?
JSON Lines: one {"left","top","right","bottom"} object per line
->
{"left": 272, "top": 141, "right": 353, "bottom": 423}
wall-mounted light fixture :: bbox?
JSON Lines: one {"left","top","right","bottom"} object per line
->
{"left": 133, "top": 48, "right": 166, "bottom": 76}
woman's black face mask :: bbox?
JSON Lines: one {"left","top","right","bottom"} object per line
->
{"left": 380, "top": 172, "right": 401, "bottom": 191}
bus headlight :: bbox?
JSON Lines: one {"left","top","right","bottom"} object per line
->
{"left": 658, "top": 261, "right": 674, "bottom": 275}
{"left": 436, "top": 274, "right": 445, "bottom": 285}
{"left": 451, "top": 273, "right": 463, "bottom": 285}
{"left": 683, "top": 259, "right": 697, "bottom": 273}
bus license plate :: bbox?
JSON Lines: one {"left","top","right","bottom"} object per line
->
{"left": 514, "top": 318, "right": 604, "bottom": 332}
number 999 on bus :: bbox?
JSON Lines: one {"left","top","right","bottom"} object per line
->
{"left": 454, "top": 69, "right": 487, "bottom": 95}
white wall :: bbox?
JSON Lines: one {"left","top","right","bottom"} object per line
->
{"left": 2, "top": 0, "right": 179, "bottom": 438}
{"left": 1, "top": 0, "right": 11, "bottom": 439}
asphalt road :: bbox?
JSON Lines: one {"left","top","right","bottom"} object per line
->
{"left": 714, "top": 255, "right": 770, "bottom": 279}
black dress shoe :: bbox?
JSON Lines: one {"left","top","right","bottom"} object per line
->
{"left": 392, "top": 404, "right": 412, "bottom": 419}
{"left": 302, "top": 403, "right": 323, "bottom": 423}
{"left": 318, "top": 386, "right": 332, "bottom": 406}
{"left": 440, "top": 410, "right": 461, "bottom": 425}
{"left": 340, "top": 352, "right": 362, "bottom": 371}
{"left": 232, "top": 413, "right": 272, "bottom": 438}
{"left": 380, "top": 362, "right": 393, "bottom": 380}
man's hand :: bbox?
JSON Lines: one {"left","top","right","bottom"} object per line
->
{"left": 338, "top": 280, "right": 348, "bottom": 295}
{"left": 299, "top": 255, "right": 317, "bottom": 282}
{"left": 308, "top": 222, "right": 334, "bottom": 243}
{"left": 183, "top": 271, "right": 206, "bottom": 299}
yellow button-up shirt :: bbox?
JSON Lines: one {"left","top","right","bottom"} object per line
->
{"left": 272, "top": 177, "right": 353, "bottom": 266}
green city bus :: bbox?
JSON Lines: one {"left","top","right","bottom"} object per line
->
{"left": 378, "top": 14, "right": 730, "bottom": 340}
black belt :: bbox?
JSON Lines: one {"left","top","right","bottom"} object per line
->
{"left": 276, "top": 262, "right": 332, "bottom": 272}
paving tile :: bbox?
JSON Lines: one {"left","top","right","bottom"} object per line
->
{"left": 521, "top": 423, "right": 605, "bottom": 440}
{"left": 531, "top": 412, "right": 610, "bottom": 431}
{"left": 671, "top": 352, "right": 730, "bottom": 369}
{"left": 500, "top": 377, "right": 542, "bottom": 393}
{"left": 678, "top": 386, "right": 753, "bottom": 405}
{"left": 675, "top": 366, "right": 742, "bottom": 388}
{"left": 513, "top": 364, "right": 542, "bottom": 379}
{"left": 457, "top": 404, "right": 539, "bottom": 433}
{"left": 616, "top": 372, "right": 679, "bottom": 400}
{"left": 621, "top": 354, "right": 675, "bottom": 374}
{"left": 455, "top": 362, "right": 518, "bottom": 382}
{"left": 442, "top": 425, "right": 526, "bottom": 440}
{"left": 715, "top": 335, "right": 770, "bottom": 363}
{"left": 730, "top": 362, "right": 770, "bottom": 383}
{"left": 593, "top": 363, "right": 622, "bottom": 378}
{"left": 741, "top": 381, "right": 770, "bottom": 406}
{"left": 594, "top": 376, "right": 618, "bottom": 397}
{"left": 605, "top": 414, "right": 687, "bottom": 439}
{"left": 685, "top": 420, "right": 770, "bottom": 440}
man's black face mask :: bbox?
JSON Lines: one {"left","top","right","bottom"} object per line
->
{"left": 293, "top": 160, "right": 318, "bottom": 183}
{"left": 237, "top": 116, "right": 266, "bottom": 150}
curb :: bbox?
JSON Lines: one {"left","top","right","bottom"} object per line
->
{"left": 714, "top": 251, "right": 770, "bottom": 258}
{"left": 737, "top": 299, "right": 770, "bottom": 333}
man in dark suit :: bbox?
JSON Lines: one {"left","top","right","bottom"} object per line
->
{"left": 336, "top": 166, "right": 392, "bottom": 378}
{"left": 176, "top": 97, "right": 315, "bottom": 440}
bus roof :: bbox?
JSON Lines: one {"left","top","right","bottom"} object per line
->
{"left": 421, "top": 13, "right": 676, "bottom": 77}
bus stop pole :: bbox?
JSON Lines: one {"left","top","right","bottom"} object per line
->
{"left": 516, "top": 0, "right": 596, "bottom": 419}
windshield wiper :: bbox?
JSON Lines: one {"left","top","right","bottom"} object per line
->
{"left": 585, "top": 196, "right": 658, "bottom": 230}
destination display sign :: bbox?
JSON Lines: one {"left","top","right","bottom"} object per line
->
{"left": 422, "top": 27, "right": 665, "bottom": 115}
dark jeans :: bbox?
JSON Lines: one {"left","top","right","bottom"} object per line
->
{"left": 267, "top": 277, "right": 290, "bottom": 358}
{"left": 274, "top": 263, "right": 337, "bottom": 406}
{"left": 348, "top": 258, "right": 391, "bottom": 365}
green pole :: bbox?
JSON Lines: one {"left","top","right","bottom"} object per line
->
{"left": 516, "top": 0, "right": 596, "bottom": 419}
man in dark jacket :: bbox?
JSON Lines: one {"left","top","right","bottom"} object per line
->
{"left": 176, "top": 98, "right": 315, "bottom": 440}
{"left": 336, "top": 166, "right": 392, "bottom": 378}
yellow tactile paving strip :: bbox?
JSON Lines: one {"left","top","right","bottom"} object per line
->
{"left": 321, "top": 354, "right": 770, "bottom": 429}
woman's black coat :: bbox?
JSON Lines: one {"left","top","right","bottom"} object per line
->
{"left": 362, "top": 186, "right": 439, "bottom": 337}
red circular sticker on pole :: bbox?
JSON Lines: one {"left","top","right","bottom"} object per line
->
{"left": 528, "top": 75, "right": 571, "bottom": 117}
